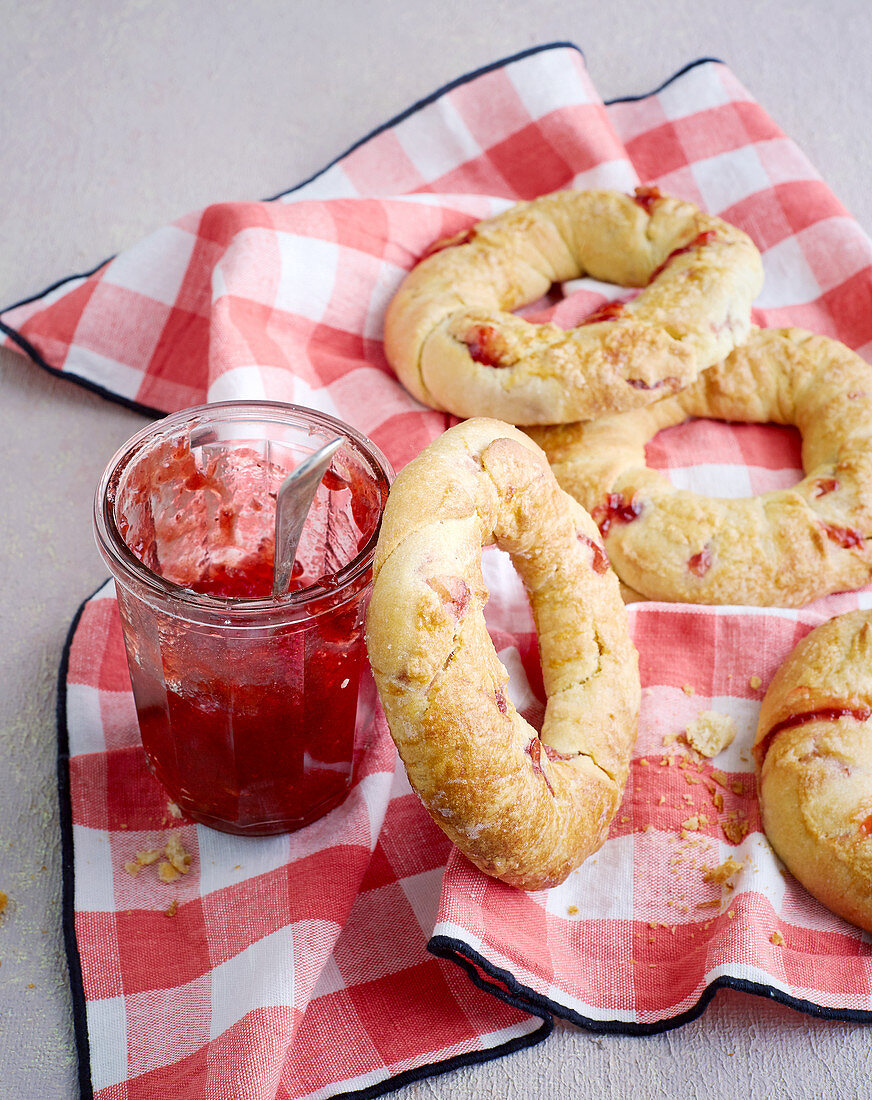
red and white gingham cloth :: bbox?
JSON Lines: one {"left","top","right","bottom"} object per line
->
{"left": 5, "top": 41, "right": 872, "bottom": 1100}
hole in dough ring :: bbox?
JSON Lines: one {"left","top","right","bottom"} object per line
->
{"left": 753, "top": 610, "right": 872, "bottom": 933}
{"left": 528, "top": 327, "right": 872, "bottom": 607}
{"left": 383, "top": 186, "right": 764, "bottom": 425}
{"left": 364, "top": 418, "right": 640, "bottom": 890}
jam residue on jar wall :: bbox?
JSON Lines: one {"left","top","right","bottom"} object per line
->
{"left": 111, "top": 431, "right": 386, "bottom": 835}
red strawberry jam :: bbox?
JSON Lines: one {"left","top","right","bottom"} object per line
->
{"left": 812, "top": 478, "right": 840, "bottom": 497}
{"left": 822, "top": 522, "right": 865, "bottom": 550}
{"left": 757, "top": 705, "right": 872, "bottom": 765}
{"left": 626, "top": 376, "right": 680, "bottom": 392}
{"left": 592, "top": 493, "right": 643, "bottom": 537}
{"left": 578, "top": 532, "right": 610, "bottom": 574}
{"left": 525, "top": 738, "right": 572, "bottom": 795}
{"left": 632, "top": 185, "right": 664, "bottom": 214}
{"left": 649, "top": 229, "right": 718, "bottom": 284}
{"left": 463, "top": 324, "right": 506, "bottom": 368}
{"left": 583, "top": 300, "right": 626, "bottom": 325}
{"left": 688, "top": 546, "right": 712, "bottom": 577}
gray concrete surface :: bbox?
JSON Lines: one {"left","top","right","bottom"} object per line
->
{"left": 2, "top": 2, "right": 871, "bottom": 1096}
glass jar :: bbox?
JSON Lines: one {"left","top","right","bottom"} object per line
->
{"left": 94, "top": 401, "right": 393, "bottom": 836}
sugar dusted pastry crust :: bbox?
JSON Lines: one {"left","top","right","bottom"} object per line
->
{"left": 528, "top": 327, "right": 872, "bottom": 607}
{"left": 383, "top": 186, "right": 763, "bottom": 425}
{"left": 364, "top": 418, "right": 640, "bottom": 890}
{"left": 753, "top": 610, "right": 872, "bottom": 933}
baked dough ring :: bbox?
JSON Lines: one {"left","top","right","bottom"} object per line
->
{"left": 528, "top": 327, "right": 872, "bottom": 607}
{"left": 365, "top": 418, "right": 640, "bottom": 890}
{"left": 754, "top": 610, "right": 872, "bottom": 933}
{"left": 383, "top": 186, "right": 763, "bottom": 425}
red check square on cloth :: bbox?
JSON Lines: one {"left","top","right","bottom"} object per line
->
{"left": 5, "top": 41, "right": 872, "bottom": 1100}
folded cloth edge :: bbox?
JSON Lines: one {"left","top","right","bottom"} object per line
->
{"left": 0, "top": 40, "right": 728, "bottom": 421}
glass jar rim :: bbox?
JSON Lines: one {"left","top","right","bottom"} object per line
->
{"left": 94, "top": 400, "right": 394, "bottom": 623}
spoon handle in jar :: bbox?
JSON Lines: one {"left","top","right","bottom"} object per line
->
{"left": 272, "top": 436, "right": 344, "bottom": 598}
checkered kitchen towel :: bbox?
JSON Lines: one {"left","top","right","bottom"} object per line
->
{"left": 5, "top": 40, "right": 872, "bottom": 1100}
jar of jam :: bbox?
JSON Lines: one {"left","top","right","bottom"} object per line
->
{"left": 93, "top": 401, "right": 393, "bottom": 836}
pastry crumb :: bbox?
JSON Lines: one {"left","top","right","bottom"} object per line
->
{"left": 685, "top": 710, "right": 737, "bottom": 757}
{"left": 164, "top": 833, "right": 192, "bottom": 875}
{"left": 703, "top": 857, "right": 743, "bottom": 885}
{"left": 0, "top": 891, "right": 7, "bottom": 917}
{"left": 164, "top": 898, "right": 180, "bottom": 918}
{"left": 127, "top": 832, "right": 193, "bottom": 884}
{"left": 158, "top": 861, "right": 181, "bottom": 883}
{"left": 770, "top": 930, "right": 785, "bottom": 946}
{"left": 722, "top": 813, "right": 750, "bottom": 845}
{"left": 567, "top": 905, "right": 579, "bottom": 915}
{"left": 168, "top": 802, "right": 183, "bottom": 819}
{"left": 682, "top": 683, "right": 695, "bottom": 696}
{"left": 749, "top": 675, "right": 763, "bottom": 690}
{"left": 696, "top": 898, "right": 722, "bottom": 910}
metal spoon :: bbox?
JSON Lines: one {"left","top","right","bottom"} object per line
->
{"left": 272, "top": 436, "right": 344, "bottom": 598}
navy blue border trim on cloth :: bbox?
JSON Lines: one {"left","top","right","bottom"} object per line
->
{"left": 429, "top": 934, "right": 872, "bottom": 1036}
{"left": 0, "top": 40, "right": 725, "bottom": 423}
{"left": 327, "top": 1016, "right": 553, "bottom": 1100}
{"left": 264, "top": 40, "right": 583, "bottom": 203}
{"left": 604, "top": 55, "right": 723, "bottom": 104}
{"left": 58, "top": 584, "right": 107, "bottom": 1100}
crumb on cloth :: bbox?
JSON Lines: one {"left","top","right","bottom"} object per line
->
{"left": 685, "top": 710, "right": 737, "bottom": 758}
{"left": 722, "top": 812, "right": 750, "bottom": 845}
{"left": 703, "top": 856, "right": 743, "bottom": 885}
{"left": 124, "top": 832, "right": 193, "bottom": 883}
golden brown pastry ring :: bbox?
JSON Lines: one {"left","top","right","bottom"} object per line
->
{"left": 364, "top": 418, "right": 640, "bottom": 890}
{"left": 528, "top": 327, "right": 872, "bottom": 607}
{"left": 754, "top": 610, "right": 872, "bottom": 933}
{"left": 383, "top": 186, "right": 763, "bottom": 425}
